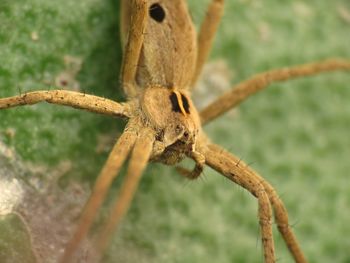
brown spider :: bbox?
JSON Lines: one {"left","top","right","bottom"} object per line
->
{"left": 1, "top": 0, "right": 349, "bottom": 262}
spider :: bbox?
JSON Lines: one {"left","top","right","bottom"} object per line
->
{"left": 0, "top": 0, "right": 349, "bottom": 262}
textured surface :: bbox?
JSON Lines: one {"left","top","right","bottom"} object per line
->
{"left": 0, "top": 0, "right": 350, "bottom": 262}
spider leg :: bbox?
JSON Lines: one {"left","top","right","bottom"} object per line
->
{"left": 176, "top": 151, "right": 205, "bottom": 180}
{"left": 59, "top": 121, "right": 138, "bottom": 263}
{"left": 204, "top": 142, "right": 308, "bottom": 263}
{"left": 121, "top": 0, "right": 148, "bottom": 98}
{"left": 191, "top": 0, "right": 225, "bottom": 87}
{"left": 0, "top": 90, "right": 131, "bottom": 118}
{"left": 204, "top": 143, "right": 276, "bottom": 263}
{"left": 120, "top": 0, "right": 132, "bottom": 48}
{"left": 200, "top": 59, "right": 350, "bottom": 125}
{"left": 255, "top": 174, "right": 306, "bottom": 263}
{"left": 95, "top": 127, "right": 155, "bottom": 256}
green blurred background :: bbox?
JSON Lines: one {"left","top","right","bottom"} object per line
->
{"left": 1, "top": 0, "right": 350, "bottom": 262}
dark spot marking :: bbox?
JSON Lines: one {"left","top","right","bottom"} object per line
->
{"left": 169, "top": 92, "right": 181, "bottom": 113}
{"left": 180, "top": 93, "right": 190, "bottom": 114}
{"left": 156, "top": 130, "right": 164, "bottom": 141}
{"left": 183, "top": 131, "right": 189, "bottom": 138}
{"left": 149, "top": 3, "right": 165, "bottom": 23}
{"left": 60, "top": 79, "right": 68, "bottom": 86}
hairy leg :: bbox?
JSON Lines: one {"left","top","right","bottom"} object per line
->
{"left": 200, "top": 59, "right": 350, "bottom": 124}
{"left": 59, "top": 121, "right": 138, "bottom": 263}
{"left": 120, "top": 0, "right": 132, "bottom": 48}
{"left": 204, "top": 143, "right": 275, "bottom": 263}
{"left": 121, "top": 0, "right": 148, "bottom": 98}
{"left": 257, "top": 175, "right": 306, "bottom": 263}
{"left": 0, "top": 90, "right": 131, "bottom": 118}
{"left": 191, "top": 0, "right": 224, "bottom": 87}
{"left": 209, "top": 144, "right": 307, "bottom": 262}
{"left": 176, "top": 151, "right": 205, "bottom": 179}
{"left": 96, "top": 127, "right": 154, "bottom": 256}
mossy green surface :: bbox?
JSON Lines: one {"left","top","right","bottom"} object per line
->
{"left": 0, "top": 214, "right": 36, "bottom": 263}
{"left": 1, "top": 0, "right": 350, "bottom": 262}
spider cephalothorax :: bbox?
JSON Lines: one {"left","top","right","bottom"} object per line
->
{"left": 139, "top": 86, "right": 201, "bottom": 165}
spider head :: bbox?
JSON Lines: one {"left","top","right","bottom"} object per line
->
{"left": 141, "top": 86, "right": 201, "bottom": 158}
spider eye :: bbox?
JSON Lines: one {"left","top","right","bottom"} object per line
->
{"left": 156, "top": 129, "right": 165, "bottom": 141}
{"left": 175, "top": 125, "right": 182, "bottom": 134}
{"left": 149, "top": 3, "right": 166, "bottom": 23}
